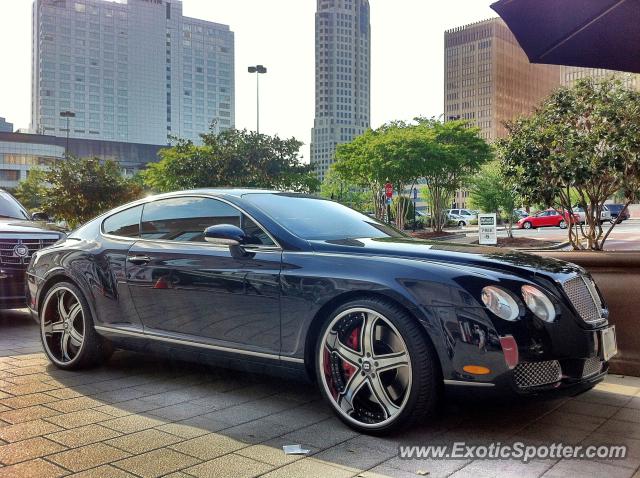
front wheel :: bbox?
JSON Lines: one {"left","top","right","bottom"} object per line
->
{"left": 559, "top": 220, "right": 567, "bottom": 229}
{"left": 40, "top": 282, "right": 111, "bottom": 370}
{"left": 316, "top": 298, "right": 439, "bottom": 434}
{"left": 523, "top": 221, "right": 533, "bottom": 230}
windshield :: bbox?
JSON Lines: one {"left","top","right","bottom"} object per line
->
{"left": 0, "top": 191, "right": 31, "bottom": 220}
{"left": 244, "top": 193, "right": 403, "bottom": 241}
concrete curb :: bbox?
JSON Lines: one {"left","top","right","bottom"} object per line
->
{"left": 519, "top": 241, "right": 571, "bottom": 252}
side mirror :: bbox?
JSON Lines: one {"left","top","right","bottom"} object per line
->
{"left": 204, "top": 224, "right": 246, "bottom": 246}
{"left": 32, "top": 211, "right": 50, "bottom": 222}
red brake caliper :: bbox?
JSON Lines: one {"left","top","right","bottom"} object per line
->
{"left": 342, "top": 325, "right": 360, "bottom": 380}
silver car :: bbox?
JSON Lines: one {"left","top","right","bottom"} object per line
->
{"left": 572, "top": 206, "right": 611, "bottom": 225}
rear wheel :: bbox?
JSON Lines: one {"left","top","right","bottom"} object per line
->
{"left": 458, "top": 220, "right": 466, "bottom": 227}
{"left": 559, "top": 220, "right": 567, "bottom": 229}
{"left": 40, "top": 282, "right": 111, "bottom": 370}
{"left": 316, "top": 298, "right": 439, "bottom": 434}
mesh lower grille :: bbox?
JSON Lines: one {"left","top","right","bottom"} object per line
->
{"left": 582, "top": 356, "right": 603, "bottom": 378}
{"left": 514, "top": 360, "right": 562, "bottom": 388}
{"left": 0, "top": 238, "right": 58, "bottom": 266}
{"left": 562, "top": 275, "right": 604, "bottom": 324}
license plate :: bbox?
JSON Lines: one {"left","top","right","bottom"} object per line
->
{"left": 600, "top": 326, "right": 618, "bottom": 361}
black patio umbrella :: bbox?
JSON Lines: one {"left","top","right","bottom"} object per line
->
{"left": 490, "top": 0, "right": 640, "bottom": 73}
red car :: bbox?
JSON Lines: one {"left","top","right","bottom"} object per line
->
{"left": 516, "top": 209, "right": 579, "bottom": 230}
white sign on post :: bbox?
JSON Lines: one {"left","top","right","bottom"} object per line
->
{"left": 478, "top": 213, "right": 497, "bottom": 245}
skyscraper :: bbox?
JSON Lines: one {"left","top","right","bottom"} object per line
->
{"left": 444, "top": 18, "right": 561, "bottom": 208}
{"left": 311, "top": 0, "right": 371, "bottom": 181}
{"left": 31, "top": 0, "right": 234, "bottom": 146}
{"left": 444, "top": 18, "right": 561, "bottom": 143}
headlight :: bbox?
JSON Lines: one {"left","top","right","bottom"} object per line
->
{"left": 481, "top": 286, "right": 520, "bottom": 321}
{"left": 521, "top": 285, "right": 556, "bottom": 322}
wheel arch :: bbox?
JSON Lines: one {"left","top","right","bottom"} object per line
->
{"left": 303, "top": 290, "right": 443, "bottom": 382}
{"left": 37, "top": 270, "right": 99, "bottom": 325}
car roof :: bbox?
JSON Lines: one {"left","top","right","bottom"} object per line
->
{"left": 172, "top": 188, "right": 280, "bottom": 197}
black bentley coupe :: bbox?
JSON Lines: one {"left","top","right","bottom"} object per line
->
{"left": 27, "top": 190, "right": 617, "bottom": 434}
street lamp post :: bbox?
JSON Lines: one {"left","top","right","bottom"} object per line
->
{"left": 59, "top": 111, "right": 76, "bottom": 157}
{"left": 247, "top": 65, "right": 267, "bottom": 134}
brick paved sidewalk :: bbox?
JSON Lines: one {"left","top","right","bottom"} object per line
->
{"left": 1, "top": 309, "right": 640, "bottom": 478}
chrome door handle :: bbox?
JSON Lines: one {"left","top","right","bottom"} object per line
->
{"left": 127, "top": 255, "right": 151, "bottom": 265}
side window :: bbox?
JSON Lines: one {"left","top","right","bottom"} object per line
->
{"left": 102, "top": 205, "right": 142, "bottom": 238}
{"left": 451, "top": 209, "right": 459, "bottom": 215}
{"left": 140, "top": 196, "right": 275, "bottom": 246}
{"left": 141, "top": 197, "right": 240, "bottom": 242}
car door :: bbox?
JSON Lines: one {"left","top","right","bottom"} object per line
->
{"left": 126, "top": 196, "right": 282, "bottom": 355}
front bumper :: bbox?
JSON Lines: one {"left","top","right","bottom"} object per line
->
{"left": 0, "top": 267, "right": 28, "bottom": 309}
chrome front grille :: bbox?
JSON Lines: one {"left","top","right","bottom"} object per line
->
{"left": 582, "top": 356, "right": 603, "bottom": 378}
{"left": 0, "top": 237, "right": 58, "bottom": 266}
{"left": 562, "top": 275, "right": 605, "bottom": 324}
{"left": 514, "top": 360, "right": 562, "bottom": 388}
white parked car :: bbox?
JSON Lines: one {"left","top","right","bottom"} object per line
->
{"left": 447, "top": 209, "right": 477, "bottom": 224}
{"left": 572, "top": 206, "right": 611, "bottom": 225}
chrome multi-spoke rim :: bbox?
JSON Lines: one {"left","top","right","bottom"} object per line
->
{"left": 319, "top": 308, "right": 412, "bottom": 428}
{"left": 41, "top": 287, "right": 85, "bottom": 365}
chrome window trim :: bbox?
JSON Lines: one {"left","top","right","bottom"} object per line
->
{"left": 94, "top": 325, "right": 303, "bottom": 363}
{"left": 100, "top": 194, "right": 282, "bottom": 250}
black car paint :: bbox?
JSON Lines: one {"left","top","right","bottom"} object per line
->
{"left": 27, "top": 190, "right": 608, "bottom": 394}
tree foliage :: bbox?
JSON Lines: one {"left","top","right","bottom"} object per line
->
{"left": 34, "top": 157, "right": 142, "bottom": 229}
{"left": 16, "top": 156, "right": 142, "bottom": 228}
{"left": 319, "top": 169, "right": 372, "bottom": 213}
{"left": 142, "top": 128, "right": 318, "bottom": 193}
{"left": 468, "top": 160, "right": 518, "bottom": 237}
{"left": 333, "top": 118, "right": 491, "bottom": 231}
{"left": 498, "top": 78, "right": 640, "bottom": 250}
{"left": 14, "top": 168, "right": 48, "bottom": 211}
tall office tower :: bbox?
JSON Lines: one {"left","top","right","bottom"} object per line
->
{"left": 31, "top": 0, "right": 234, "bottom": 146}
{"left": 444, "top": 18, "right": 561, "bottom": 143}
{"left": 444, "top": 18, "right": 561, "bottom": 208}
{"left": 561, "top": 66, "right": 640, "bottom": 91}
{"left": 310, "top": 0, "right": 371, "bottom": 182}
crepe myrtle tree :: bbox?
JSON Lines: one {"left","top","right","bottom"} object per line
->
{"left": 420, "top": 118, "right": 492, "bottom": 231}
{"left": 333, "top": 118, "right": 491, "bottom": 231}
{"left": 499, "top": 78, "right": 640, "bottom": 250}
{"left": 142, "top": 128, "right": 319, "bottom": 193}
{"left": 468, "top": 160, "right": 518, "bottom": 238}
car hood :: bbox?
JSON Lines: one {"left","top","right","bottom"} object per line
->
{"left": 309, "top": 237, "right": 582, "bottom": 281}
{"left": 0, "top": 218, "right": 64, "bottom": 235}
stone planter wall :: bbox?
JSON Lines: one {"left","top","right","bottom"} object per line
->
{"left": 533, "top": 251, "right": 640, "bottom": 376}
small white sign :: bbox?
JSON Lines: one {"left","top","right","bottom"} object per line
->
{"left": 478, "top": 213, "right": 497, "bottom": 245}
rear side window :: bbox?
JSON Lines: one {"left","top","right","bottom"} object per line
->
{"left": 102, "top": 205, "right": 142, "bottom": 238}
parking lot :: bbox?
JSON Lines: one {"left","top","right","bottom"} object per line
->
{"left": 1, "top": 309, "right": 640, "bottom": 478}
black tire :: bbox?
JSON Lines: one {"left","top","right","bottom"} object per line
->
{"left": 39, "top": 281, "right": 112, "bottom": 370}
{"left": 559, "top": 220, "right": 567, "bottom": 229}
{"left": 315, "top": 297, "right": 440, "bottom": 435}
{"left": 523, "top": 221, "right": 533, "bottom": 230}
{"left": 458, "top": 221, "right": 466, "bottom": 227}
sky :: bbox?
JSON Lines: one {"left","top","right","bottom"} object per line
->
{"left": 0, "top": 0, "right": 497, "bottom": 161}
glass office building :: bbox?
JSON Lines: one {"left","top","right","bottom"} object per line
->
{"left": 31, "top": 0, "right": 235, "bottom": 146}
